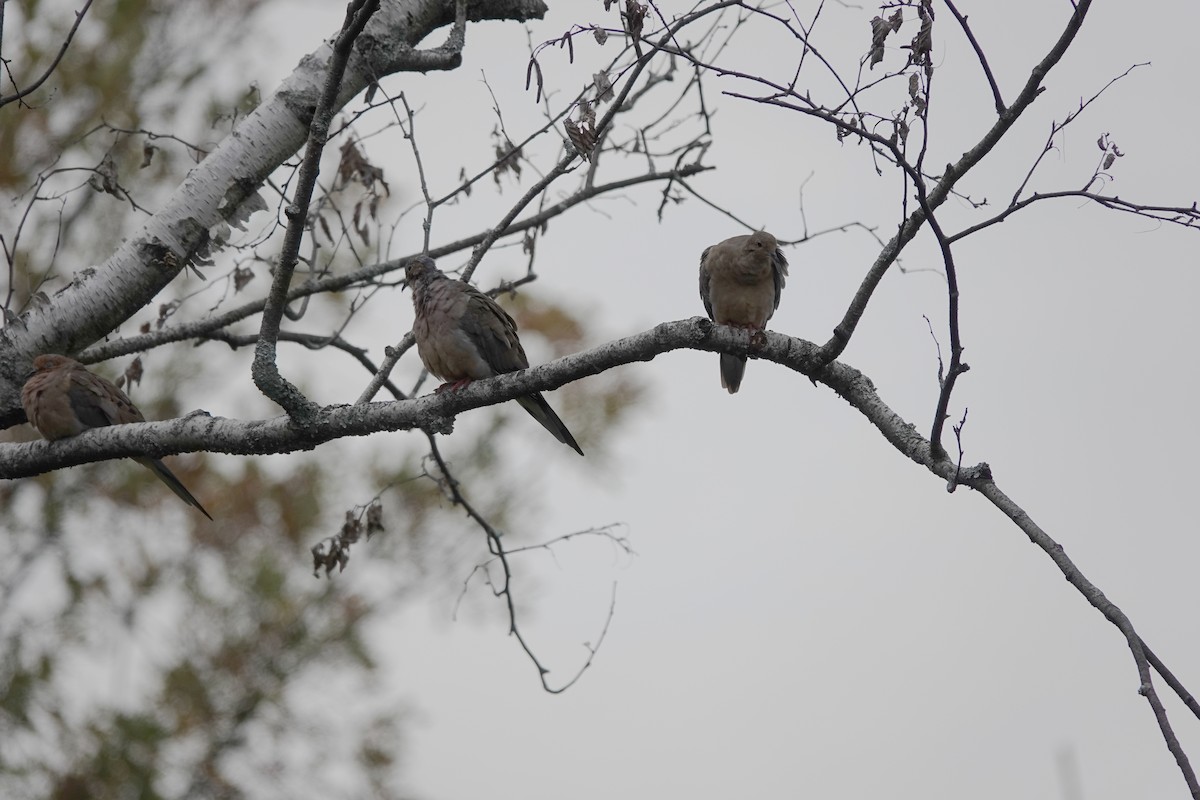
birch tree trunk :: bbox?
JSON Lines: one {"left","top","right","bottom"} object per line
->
{"left": 0, "top": 0, "right": 548, "bottom": 422}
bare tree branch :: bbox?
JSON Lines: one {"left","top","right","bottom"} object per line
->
{"left": 427, "top": 436, "right": 619, "bottom": 692}
{"left": 947, "top": 191, "right": 1200, "bottom": 244}
{"left": 942, "top": 0, "right": 1004, "bottom": 114}
{"left": 0, "top": 0, "right": 95, "bottom": 109}
{"left": 977, "top": 480, "right": 1200, "bottom": 797}
{"left": 816, "top": 0, "right": 1095, "bottom": 363}
{"left": 1009, "top": 63, "right": 1147, "bottom": 207}
{"left": 253, "top": 0, "right": 381, "bottom": 421}
{"left": 6, "top": 314, "right": 1199, "bottom": 788}
{"left": 63, "top": 165, "right": 710, "bottom": 368}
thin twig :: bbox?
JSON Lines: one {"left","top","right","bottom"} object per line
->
{"left": 252, "top": 0, "right": 380, "bottom": 421}
{"left": 942, "top": 0, "right": 1005, "bottom": 114}
{"left": 81, "top": 165, "right": 713, "bottom": 365}
{"left": 0, "top": 0, "right": 95, "bottom": 108}
{"left": 205, "top": 329, "right": 408, "bottom": 400}
{"left": 918, "top": 193, "right": 968, "bottom": 460}
{"left": 1008, "top": 63, "right": 1147, "bottom": 207}
{"left": 814, "top": 0, "right": 1096, "bottom": 362}
{"left": 948, "top": 190, "right": 1200, "bottom": 244}
{"left": 425, "top": 435, "right": 615, "bottom": 693}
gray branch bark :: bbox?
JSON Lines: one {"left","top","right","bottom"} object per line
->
{"left": 0, "top": 321, "right": 933, "bottom": 472}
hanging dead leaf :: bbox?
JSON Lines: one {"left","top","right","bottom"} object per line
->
{"left": 594, "top": 71, "right": 614, "bottom": 103}
{"left": 88, "top": 153, "right": 121, "bottom": 196}
{"left": 337, "top": 139, "right": 389, "bottom": 196}
{"left": 578, "top": 98, "right": 596, "bottom": 128}
{"left": 233, "top": 266, "right": 255, "bottom": 292}
{"left": 122, "top": 357, "right": 144, "bottom": 390}
{"left": 868, "top": 10, "right": 903, "bottom": 69}
{"left": 909, "top": 1, "right": 934, "bottom": 71}
{"left": 366, "top": 501, "right": 384, "bottom": 538}
{"left": 525, "top": 56, "right": 544, "bottom": 103}
{"left": 565, "top": 118, "right": 598, "bottom": 160}
{"left": 492, "top": 129, "right": 523, "bottom": 185}
{"left": 623, "top": 0, "right": 647, "bottom": 54}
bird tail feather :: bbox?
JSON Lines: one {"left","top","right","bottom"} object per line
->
{"left": 515, "top": 394, "right": 584, "bottom": 456}
{"left": 720, "top": 354, "right": 747, "bottom": 394}
{"left": 136, "top": 457, "right": 213, "bottom": 520}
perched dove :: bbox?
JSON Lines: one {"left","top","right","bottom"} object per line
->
{"left": 698, "top": 231, "right": 789, "bottom": 393}
{"left": 21, "top": 354, "right": 213, "bottom": 519}
{"left": 404, "top": 256, "right": 584, "bottom": 456}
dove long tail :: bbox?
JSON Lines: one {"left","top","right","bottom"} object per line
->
{"left": 720, "top": 354, "right": 747, "bottom": 394}
{"left": 515, "top": 394, "right": 584, "bottom": 456}
{"left": 135, "top": 457, "right": 213, "bottom": 520}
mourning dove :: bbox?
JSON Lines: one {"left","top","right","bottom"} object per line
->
{"left": 21, "top": 354, "right": 213, "bottom": 519}
{"left": 698, "top": 231, "right": 789, "bottom": 393}
{"left": 404, "top": 256, "right": 584, "bottom": 456}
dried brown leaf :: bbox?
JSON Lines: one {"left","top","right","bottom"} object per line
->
{"left": 155, "top": 301, "right": 179, "bottom": 330}
{"left": 123, "top": 357, "right": 144, "bottom": 390}
{"left": 337, "top": 140, "right": 389, "bottom": 195}
{"left": 492, "top": 131, "right": 523, "bottom": 185}
{"left": 594, "top": 71, "right": 614, "bottom": 103}
{"left": 565, "top": 118, "right": 598, "bottom": 161}
{"left": 233, "top": 266, "right": 255, "bottom": 292}
{"left": 623, "top": 0, "right": 647, "bottom": 46}
{"left": 366, "top": 501, "right": 383, "bottom": 538}
{"left": 88, "top": 153, "right": 121, "bottom": 196}
{"left": 910, "top": 1, "right": 933, "bottom": 68}
{"left": 578, "top": 99, "right": 596, "bottom": 127}
{"left": 869, "top": 10, "right": 904, "bottom": 69}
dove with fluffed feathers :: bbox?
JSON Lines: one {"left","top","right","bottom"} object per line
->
{"left": 404, "top": 256, "right": 584, "bottom": 456}
{"left": 21, "top": 354, "right": 213, "bottom": 519}
{"left": 698, "top": 231, "right": 789, "bottom": 393}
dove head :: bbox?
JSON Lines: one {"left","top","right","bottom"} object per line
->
{"left": 744, "top": 230, "right": 778, "bottom": 253}
{"left": 30, "top": 354, "right": 79, "bottom": 374}
{"left": 403, "top": 255, "right": 440, "bottom": 290}
{"left": 746, "top": 230, "right": 788, "bottom": 276}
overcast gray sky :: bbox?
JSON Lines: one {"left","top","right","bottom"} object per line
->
{"left": 234, "top": 1, "right": 1200, "bottom": 797}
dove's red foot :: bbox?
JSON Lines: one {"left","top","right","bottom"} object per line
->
{"left": 435, "top": 379, "right": 473, "bottom": 394}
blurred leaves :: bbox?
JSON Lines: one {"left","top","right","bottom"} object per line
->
{"left": 0, "top": 0, "right": 268, "bottom": 313}
{"left": 0, "top": 1, "right": 647, "bottom": 796}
